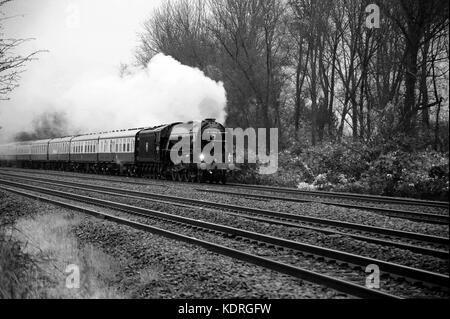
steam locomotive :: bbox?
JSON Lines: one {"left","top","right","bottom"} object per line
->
{"left": 0, "top": 119, "right": 233, "bottom": 183}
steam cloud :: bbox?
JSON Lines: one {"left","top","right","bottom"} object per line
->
{"left": 14, "top": 111, "right": 70, "bottom": 141}
{"left": 1, "top": 53, "right": 227, "bottom": 142}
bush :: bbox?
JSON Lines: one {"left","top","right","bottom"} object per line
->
{"left": 0, "top": 225, "right": 42, "bottom": 298}
{"left": 232, "top": 136, "right": 449, "bottom": 200}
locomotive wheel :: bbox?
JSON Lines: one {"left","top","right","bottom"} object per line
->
{"left": 199, "top": 171, "right": 207, "bottom": 183}
{"left": 187, "top": 169, "right": 198, "bottom": 183}
{"left": 181, "top": 170, "right": 189, "bottom": 182}
{"left": 221, "top": 172, "right": 227, "bottom": 184}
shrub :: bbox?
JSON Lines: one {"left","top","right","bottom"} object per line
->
{"left": 232, "top": 136, "right": 449, "bottom": 200}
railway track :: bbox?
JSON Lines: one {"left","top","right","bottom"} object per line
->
{"left": 1, "top": 167, "right": 447, "bottom": 225}
{"left": 0, "top": 177, "right": 449, "bottom": 294}
{"left": 197, "top": 188, "right": 449, "bottom": 225}
{"left": 0, "top": 171, "right": 448, "bottom": 259}
{"left": 228, "top": 183, "right": 450, "bottom": 209}
{"left": 0, "top": 183, "right": 402, "bottom": 299}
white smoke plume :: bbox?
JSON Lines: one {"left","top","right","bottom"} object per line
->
{"left": 1, "top": 53, "right": 226, "bottom": 141}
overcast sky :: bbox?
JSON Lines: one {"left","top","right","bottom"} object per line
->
{"left": 1, "top": 0, "right": 188, "bottom": 140}
{"left": 3, "top": 0, "right": 161, "bottom": 80}
{"left": 0, "top": 0, "right": 226, "bottom": 142}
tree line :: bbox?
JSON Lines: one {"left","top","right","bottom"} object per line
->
{"left": 136, "top": 0, "right": 449, "bottom": 150}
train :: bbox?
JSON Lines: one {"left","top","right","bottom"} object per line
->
{"left": 0, "top": 119, "right": 234, "bottom": 184}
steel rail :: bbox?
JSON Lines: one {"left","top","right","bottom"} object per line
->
{"left": 1, "top": 167, "right": 447, "bottom": 210}
{"left": 197, "top": 188, "right": 449, "bottom": 225}
{"left": 0, "top": 184, "right": 400, "bottom": 299}
{"left": 228, "top": 183, "right": 449, "bottom": 209}
{"left": 0, "top": 171, "right": 448, "bottom": 248}
{"left": 0, "top": 178, "right": 448, "bottom": 289}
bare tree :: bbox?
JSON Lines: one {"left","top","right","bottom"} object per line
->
{"left": 382, "top": 0, "right": 449, "bottom": 134}
{"left": 0, "top": 1, "right": 43, "bottom": 100}
{"left": 137, "top": 0, "right": 449, "bottom": 150}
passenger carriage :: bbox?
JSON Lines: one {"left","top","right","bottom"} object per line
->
{"left": 29, "top": 139, "right": 51, "bottom": 168}
{"left": 16, "top": 142, "right": 32, "bottom": 167}
{"left": 0, "top": 144, "right": 16, "bottom": 166}
{"left": 48, "top": 136, "right": 75, "bottom": 169}
{"left": 70, "top": 133, "right": 100, "bottom": 172}
{"left": 97, "top": 129, "right": 141, "bottom": 175}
